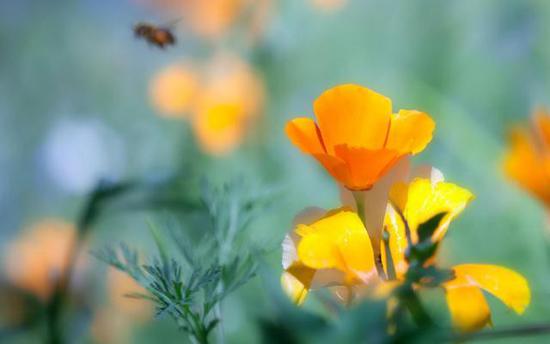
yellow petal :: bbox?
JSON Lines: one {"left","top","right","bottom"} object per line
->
{"left": 313, "top": 84, "right": 392, "bottom": 153}
{"left": 296, "top": 209, "right": 375, "bottom": 276}
{"left": 281, "top": 271, "right": 309, "bottom": 305}
{"left": 382, "top": 204, "right": 408, "bottom": 278}
{"left": 444, "top": 276, "right": 492, "bottom": 332}
{"left": 401, "top": 178, "right": 474, "bottom": 241}
{"left": 285, "top": 118, "right": 326, "bottom": 155}
{"left": 385, "top": 110, "right": 435, "bottom": 154}
{"left": 453, "top": 264, "right": 530, "bottom": 314}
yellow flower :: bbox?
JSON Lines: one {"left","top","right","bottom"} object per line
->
{"left": 383, "top": 173, "right": 474, "bottom": 277}
{"left": 443, "top": 264, "right": 530, "bottom": 332}
{"left": 504, "top": 108, "right": 550, "bottom": 206}
{"left": 149, "top": 63, "right": 199, "bottom": 117}
{"left": 383, "top": 175, "right": 530, "bottom": 332}
{"left": 3, "top": 219, "right": 84, "bottom": 300}
{"left": 281, "top": 208, "right": 380, "bottom": 305}
{"left": 286, "top": 84, "right": 435, "bottom": 191}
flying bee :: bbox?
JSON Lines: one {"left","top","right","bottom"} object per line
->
{"left": 134, "top": 22, "right": 176, "bottom": 49}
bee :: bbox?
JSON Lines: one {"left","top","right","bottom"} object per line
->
{"left": 134, "top": 22, "right": 176, "bottom": 49}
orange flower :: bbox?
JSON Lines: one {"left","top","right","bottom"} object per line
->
{"left": 310, "top": 0, "right": 347, "bottom": 12}
{"left": 3, "top": 219, "right": 82, "bottom": 300}
{"left": 186, "top": 0, "right": 247, "bottom": 39}
{"left": 191, "top": 53, "right": 264, "bottom": 155}
{"left": 149, "top": 53, "right": 264, "bottom": 155}
{"left": 149, "top": 63, "right": 198, "bottom": 117}
{"left": 504, "top": 108, "right": 550, "bottom": 206}
{"left": 286, "top": 84, "right": 435, "bottom": 190}
{"left": 138, "top": 0, "right": 260, "bottom": 40}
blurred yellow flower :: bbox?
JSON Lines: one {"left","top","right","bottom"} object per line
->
{"left": 3, "top": 219, "right": 79, "bottom": 300}
{"left": 281, "top": 208, "right": 381, "bottom": 305}
{"left": 286, "top": 84, "right": 435, "bottom": 190}
{"left": 149, "top": 63, "right": 198, "bottom": 117}
{"left": 504, "top": 108, "right": 550, "bottom": 206}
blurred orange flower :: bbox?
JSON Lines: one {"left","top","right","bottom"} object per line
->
{"left": 310, "top": 0, "right": 347, "bottom": 12}
{"left": 192, "top": 53, "right": 264, "bottom": 155}
{"left": 3, "top": 219, "right": 80, "bottom": 300}
{"left": 149, "top": 63, "right": 199, "bottom": 117}
{"left": 504, "top": 108, "right": 550, "bottom": 206}
{"left": 286, "top": 84, "right": 435, "bottom": 190}
{"left": 185, "top": 0, "right": 247, "bottom": 39}
{"left": 150, "top": 53, "right": 264, "bottom": 155}
{"left": 138, "top": 0, "right": 271, "bottom": 40}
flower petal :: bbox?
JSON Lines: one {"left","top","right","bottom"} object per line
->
{"left": 341, "top": 157, "right": 411, "bottom": 252}
{"left": 453, "top": 264, "right": 531, "bottom": 315}
{"left": 444, "top": 276, "right": 492, "bottom": 332}
{"left": 285, "top": 118, "right": 326, "bottom": 154}
{"left": 385, "top": 110, "right": 435, "bottom": 154}
{"left": 333, "top": 145, "right": 401, "bottom": 190}
{"left": 313, "top": 84, "right": 392, "bottom": 152}
{"left": 504, "top": 127, "right": 550, "bottom": 205}
{"left": 281, "top": 271, "right": 309, "bottom": 305}
{"left": 382, "top": 203, "right": 408, "bottom": 278}
{"left": 296, "top": 209, "right": 375, "bottom": 276}
{"left": 400, "top": 178, "right": 474, "bottom": 241}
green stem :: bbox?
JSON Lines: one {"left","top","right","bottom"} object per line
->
{"left": 400, "top": 286, "right": 433, "bottom": 328}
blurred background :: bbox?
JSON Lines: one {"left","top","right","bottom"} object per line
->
{"left": 2, "top": 0, "right": 550, "bottom": 342}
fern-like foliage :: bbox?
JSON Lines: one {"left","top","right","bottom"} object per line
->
{"left": 94, "top": 179, "right": 271, "bottom": 343}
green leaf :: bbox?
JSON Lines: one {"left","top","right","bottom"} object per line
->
{"left": 417, "top": 212, "right": 447, "bottom": 243}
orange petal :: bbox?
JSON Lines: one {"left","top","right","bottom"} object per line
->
{"left": 312, "top": 152, "right": 352, "bottom": 187}
{"left": 333, "top": 145, "right": 401, "bottom": 190}
{"left": 453, "top": 264, "right": 530, "bottom": 314}
{"left": 285, "top": 118, "right": 326, "bottom": 154}
{"left": 313, "top": 84, "right": 392, "bottom": 153}
{"left": 504, "top": 127, "right": 550, "bottom": 205}
{"left": 385, "top": 110, "right": 435, "bottom": 154}
{"left": 532, "top": 107, "right": 550, "bottom": 147}
{"left": 444, "top": 276, "right": 492, "bottom": 332}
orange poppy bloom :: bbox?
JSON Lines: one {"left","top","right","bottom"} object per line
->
{"left": 286, "top": 84, "right": 435, "bottom": 190}
{"left": 504, "top": 108, "right": 550, "bottom": 206}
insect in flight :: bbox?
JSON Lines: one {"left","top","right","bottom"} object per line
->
{"left": 133, "top": 22, "right": 177, "bottom": 49}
